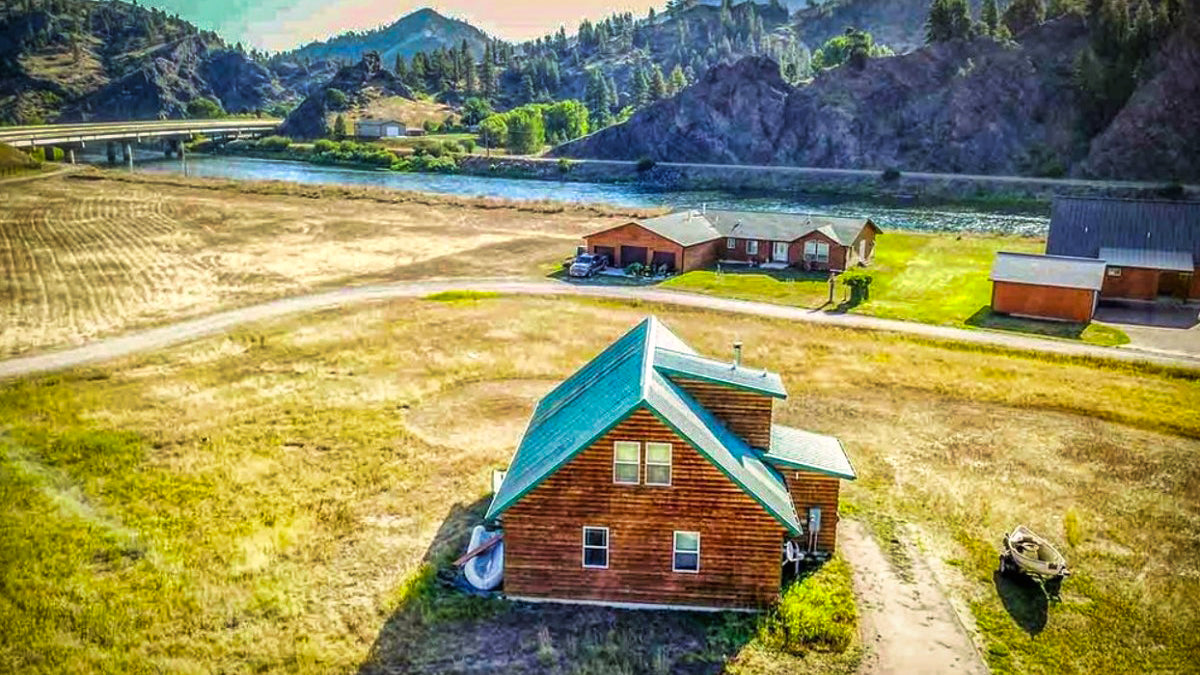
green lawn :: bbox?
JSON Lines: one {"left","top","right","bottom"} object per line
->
{"left": 661, "top": 232, "right": 1130, "bottom": 346}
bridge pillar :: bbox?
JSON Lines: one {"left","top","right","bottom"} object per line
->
{"left": 163, "top": 140, "right": 174, "bottom": 159}
{"left": 180, "top": 139, "right": 188, "bottom": 177}
{"left": 106, "top": 142, "right": 118, "bottom": 165}
{"left": 123, "top": 142, "right": 133, "bottom": 170}
{"left": 64, "top": 147, "right": 76, "bottom": 164}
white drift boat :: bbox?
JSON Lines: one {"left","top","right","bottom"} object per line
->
{"left": 460, "top": 525, "right": 504, "bottom": 591}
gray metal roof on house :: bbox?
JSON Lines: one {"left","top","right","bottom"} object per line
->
{"left": 705, "top": 210, "right": 874, "bottom": 246}
{"left": 760, "top": 425, "right": 857, "bottom": 480}
{"left": 486, "top": 317, "right": 806, "bottom": 534}
{"left": 626, "top": 211, "right": 723, "bottom": 247}
{"left": 990, "top": 252, "right": 1108, "bottom": 291}
{"left": 609, "top": 210, "right": 876, "bottom": 248}
{"left": 1099, "top": 247, "right": 1194, "bottom": 272}
{"left": 1046, "top": 197, "right": 1200, "bottom": 262}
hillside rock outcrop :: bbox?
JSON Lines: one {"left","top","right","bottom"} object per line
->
{"left": 279, "top": 52, "right": 415, "bottom": 139}
{"left": 554, "top": 16, "right": 1200, "bottom": 181}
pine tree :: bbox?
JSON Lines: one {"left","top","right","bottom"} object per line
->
{"left": 669, "top": 65, "right": 688, "bottom": 94}
{"left": 981, "top": 0, "right": 1000, "bottom": 36}
{"left": 333, "top": 114, "right": 347, "bottom": 140}
{"left": 521, "top": 72, "right": 536, "bottom": 102}
{"left": 631, "top": 66, "right": 650, "bottom": 107}
{"left": 648, "top": 65, "right": 667, "bottom": 101}
{"left": 1003, "top": 0, "right": 1046, "bottom": 36}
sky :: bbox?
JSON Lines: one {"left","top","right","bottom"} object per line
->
{"left": 141, "top": 0, "right": 664, "bottom": 53}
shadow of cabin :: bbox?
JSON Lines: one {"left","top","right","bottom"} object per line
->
{"left": 356, "top": 494, "right": 762, "bottom": 675}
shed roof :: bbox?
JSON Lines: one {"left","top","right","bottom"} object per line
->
{"left": 485, "top": 317, "right": 807, "bottom": 534}
{"left": 1047, "top": 197, "right": 1200, "bottom": 261}
{"left": 1099, "top": 247, "right": 1194, "bottom": 272}
{"left": 990, "top": 252, "right": 1108, "bottom": 291}
{"left": 760, "top": 425, "right": 857, "bottom": 480}
{"left": 356, "top": 118, "right": 404, "bottom": 125}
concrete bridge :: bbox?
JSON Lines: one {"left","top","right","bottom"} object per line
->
{"left": 0, "top": 119, "right": 281, "bottom": 168}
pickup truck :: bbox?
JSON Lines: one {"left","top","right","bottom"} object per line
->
{"left": 567, "top": 253, "right": 608, "bottom": 278}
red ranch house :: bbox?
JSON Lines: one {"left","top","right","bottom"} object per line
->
{"left": 584, "top": 210, "right": 881, "bottom": 273}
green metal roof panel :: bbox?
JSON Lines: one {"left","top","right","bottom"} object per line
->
{"left": 654, "top": 348, "right": 787, "bottom": 398}
{"left": 645, "top": 371, "right": 801, "bottom": 534}
{"left": 487, "top": 316, "right": 802, "bottom": 533}
{"left": 486, "top": 321, "right": 650, "bottom": 520}
{"left": 761, "top": 425, "right": 857, "bottom": 480}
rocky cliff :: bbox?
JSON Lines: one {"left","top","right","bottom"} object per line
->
{"left": 279, "top": 52, "right": 415, "bottom": 139}
{"left": 553, "top": 16, "right": 1200, "bottom": 181}
{"left": 0, "top": 0, "right": 292, "bottom": 123}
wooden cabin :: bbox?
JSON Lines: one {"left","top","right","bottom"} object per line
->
{"left": 486, "top": 317, "right": 856, "bottom": 611}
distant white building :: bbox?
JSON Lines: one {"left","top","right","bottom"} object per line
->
{"left": 356, "top": 118, "right": 404, "bottom": 139}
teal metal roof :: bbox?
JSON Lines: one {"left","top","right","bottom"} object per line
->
{"left": 486, "top": 317, "right": 802, "bottom": 534}
{"left": 760, "top": 425, "right": 857, "bottom": 480}
{"left": 654, "top": 348, "right": 787, "bottom": 398}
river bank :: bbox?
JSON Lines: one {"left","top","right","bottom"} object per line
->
{"left": 203, "top": 137, "right": 1196, "bottom": 211}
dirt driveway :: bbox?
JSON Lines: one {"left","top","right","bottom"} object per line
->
{"left": 840, "top": 520, "right": 988, "bottom": 675}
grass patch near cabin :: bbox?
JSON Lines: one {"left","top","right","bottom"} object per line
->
{"left": 424, "top": 290, "right": 501, "bottom": 303}
{"left": 0, "top": 296, "right": 1196, "bottom": 673}
{"left": 662, "top": 232, "right": 1130, "bottom": 346}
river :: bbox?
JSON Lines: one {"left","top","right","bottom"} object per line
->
{"left": 136, "top": 155, "right": 1051, "bottom": 236}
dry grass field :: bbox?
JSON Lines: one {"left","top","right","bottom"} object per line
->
{"left": 0, "top": 171, "right": 640, "bottom": 357}
{"left": 1, "top": 296, "right": 1197, "bottom": 674}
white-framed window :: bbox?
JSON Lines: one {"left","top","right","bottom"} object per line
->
{"left": 645, "top": 442, "right": 672, "bottom": 486}
{"left": 804, "top": 240, "right": 830, "bottom": 263}
{"left": 673, "top": 531, "right": 700, "bottom": 573}
{"left": 613, "top": 441, "right": 640, "bottom": 484}
{"left": 582, "top": 526, "right": 609, "bottom": 569}
{"left": 1108, "top": 267, "right": 1122, "bottom": 277}
{"left": 726, "top": 237, "right": 736, "bottom": 249}
{"left": 746, "top": 240, "right": 759, "bottom": 255}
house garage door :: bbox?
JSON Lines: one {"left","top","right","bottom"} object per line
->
{"left": 651, "top": 251, "right": 677, "bottom": 271}
{"left": 593, "top": 246, "right": 616, "bottom": 265}
{"left": 620, "top": 246, "right": 647, "bottom": 267}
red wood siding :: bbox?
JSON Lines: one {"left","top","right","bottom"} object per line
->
{"left": 1100, "top": 266, "right": 1159, "bottom": 300}
{"left": 720, "top": 238, "right": 773, "bottom": 265}
{"left": 669, "top": 376, "right": 773, "bottom": 448}
{"left": 1191, "top": 269, "right": 1200, "bottom": 300}
{"left": 789, "top": 231, "right": 848, "bottom": 272}
{"left": 781, "top": 470, "right": 842, "bottom": 552}
{"left": 502, "top": 408, "right": 785, "bottom": 609}
{"left": 992, "top": 280, "right": 1096, "bottom": 322}
{"left": 585, "top": 223, "right": 717, "bottom": 273}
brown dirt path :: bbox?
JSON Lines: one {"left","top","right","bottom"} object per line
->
{"left": 840, "top": 520, "right": 988, "bottom": 675}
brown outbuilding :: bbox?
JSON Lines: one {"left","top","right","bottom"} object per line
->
{"left": 989, "top": 252, "right": 1108, "bottom": 322}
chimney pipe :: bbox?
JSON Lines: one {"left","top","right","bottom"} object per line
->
{"left": 733, "top": 341, "right": 743, "bottom": 369}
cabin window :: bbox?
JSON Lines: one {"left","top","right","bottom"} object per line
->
{"left": 746, "top": 240, "right": 759, "bottom": 255}
{"left": 1108, "top": 267, "right": 1123, "bottom": 277}
{"left": 582, "top": 526, "right": 609, "bottom": 569}
{"left": 613, "top": 441, "right": 640, "bottom": 484}
{"left": 645, "top": 442, "right": 672, "bottom": 486}
{"left": 804, "top": 241, "right": 830, "bottom": 263}
{"left": 673, "top": 531, "right": 700, "bottom": 573}
{"left": 726, "top": 238, "right": 736, "bottom": 249}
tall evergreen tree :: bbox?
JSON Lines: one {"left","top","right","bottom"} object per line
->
{"left": 981, "top": 0, "right": 1000, "bottom": 36}
{"left": 648, "top": 65, "right": 667, "bottom": 101}
{"left": 669, "top": 65, "right": 688, "bottom": 94}
{"left": 1003, "top": 0, "right": 1047, "bottom": 36}
{"left": 631, "top": 66, "right": 650, "bottom": 107}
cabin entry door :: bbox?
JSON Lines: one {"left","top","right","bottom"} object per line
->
{"left": 772, "top": 242, "right": 788, "bottom": 262}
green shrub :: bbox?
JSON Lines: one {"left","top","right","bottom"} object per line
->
{"left": 442, "top": 140, "right": 462, "bottom": 155}
{"left": 422, "top": 119, "right": 441, "bottom": 133}
{"left": 557, "top": 158, "right": 574, "bottom": 173}
{"left": 625, "top": 262, "right": 645, "bottom": 277}
{"left": 312, "top": 139, "right": 336, "bottom": 153}
{"left": 186, "top": 97, "right": 225, "bottom": 119}
{"left": 636, "top": 157, "right": 656, "bottom": 172}
{"left": 458, "top": 138, "right": 476, "bottom": 153}
{"left": 881, "top": 167, "right": 902, "bottom": 181}
{"left": 324, "top": 88, "right": 348, "bottom": 110}
{"left": 757, "top": 556, "right": 857, "bottom": 655}
{"left": 1156, "top": 182, "right": 1185, "bottom": 200}
{"left": 1064, "top": 509, "right": 1083, "bottom": 547}
{"left": 256, "top": 135, "right": 292, "bottom": 151}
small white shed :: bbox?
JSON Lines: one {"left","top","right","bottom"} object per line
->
{"left": 356, "top": 119, "right": 404, "bottom": 139}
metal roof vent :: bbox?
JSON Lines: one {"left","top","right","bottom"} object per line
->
{"left": 732, "top": 341, "right": 743, "bottom": 369}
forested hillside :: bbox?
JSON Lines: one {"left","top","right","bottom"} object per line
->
{"left": 554, "top": 0, "right": 1198, "bottom": 181}
{"left": 0, "top": 0, "right": 295, "bottom": 123}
